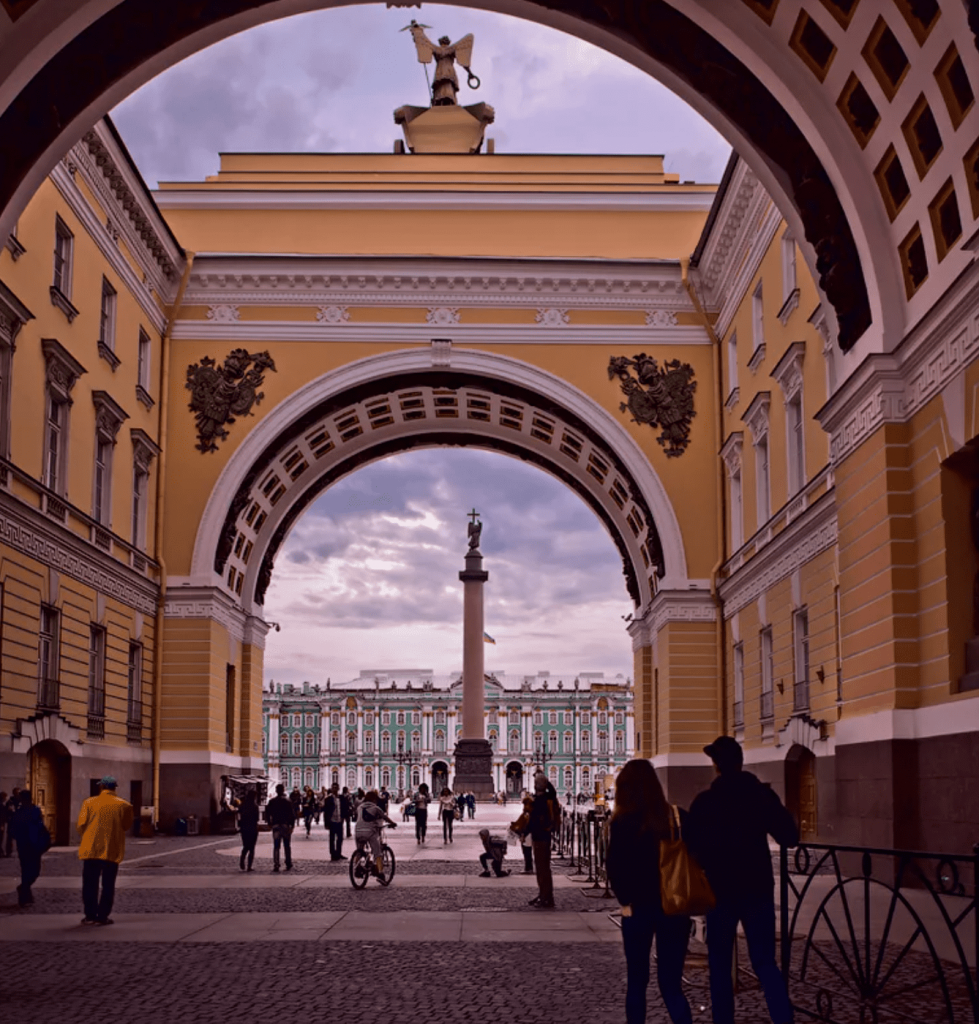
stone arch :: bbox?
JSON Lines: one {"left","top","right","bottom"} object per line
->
{"left": 188, "top": 347, "right": 690, "bottom": 615}
{"left": 9, "top": 0, "right": 977, "bottom": 352}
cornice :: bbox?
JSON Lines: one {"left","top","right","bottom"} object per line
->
{"left": 164, "top": 585, "right": 271, "bottom": 650}
{"left": 629, "top": 588, "right": 716, "bottom": 648}
{"left": 169, "top": 321, "right": 712, "bottom": 345}
{"left": 742, "top": 391, "right": 771, "bottom": 442}
{"left": 718, "top": 488, "right": 837, "bottom": 618}
{"left": 0, "top": 489, "right": 158, "bottom": 615}
{"left": 153, "top": 190, "right": 716, "bottom": 214}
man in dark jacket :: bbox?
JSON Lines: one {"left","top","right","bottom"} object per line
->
{"left": 263, "top": 783, "right": 295, "bottom": 872}
{"left": 686, "top": 736, "right": 798, "bottom": 1024}
{"left": 527, "top": 774, "right": 560, "bottom": 909}
{"left": 323, "top": 784, "right": 351, "bottom": 861}
{"left": 9, "top": 789, "right": 48, "bottom": 907}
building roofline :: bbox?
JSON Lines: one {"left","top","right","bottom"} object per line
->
{"left": 691, "top": 150, "right": 740, "bottom": 267}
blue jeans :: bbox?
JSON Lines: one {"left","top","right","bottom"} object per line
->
{"left": 706, "top": 896, "right": 793, "bottom": 1024}
{"left": 272, "top": 825, "right": 293, "bottom": 869}
{"left": 620, "top": 905, "right": 693, "bottom": 1024}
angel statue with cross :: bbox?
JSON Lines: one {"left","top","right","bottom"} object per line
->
{"left": 403, "top": 20, "right": 479, "bottom": 106}
{"left": 467, "top": 508, "right": 483, "bottom": 551}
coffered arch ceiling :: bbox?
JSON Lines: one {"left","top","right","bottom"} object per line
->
{"left": 188, "top": 349, "right": 690, "bottom": 616}
{"left": 0, "top": 1, "right": 977, "bottom": 355}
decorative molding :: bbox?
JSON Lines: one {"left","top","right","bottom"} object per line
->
{"left": 41, "top": 337, "right": 86, "bottom": 401}
{"left": 719, "top": 489, "right": 837, "bottom": 618}
{"left": 747, "top": 344, "right": 766, "bottom": 374}
{"left": 770, "top": 341, "right": 806, "bottom": 402}
{"left": 206, "top": 304, "right": 239, "bottom": 323}
{"left": 0, "top": 491, "right": 158, "bottom": 615}
{"left": 97, "top": 340, "right": 120, "bottom": 371}
{"left": 777, "top": 288, "right": 800, "bottom": 326}
{"left": 316, "top": 305, "right": 349, "bottom": 324}
{"left": 0, "top": 279, "right": 33, "bottom": 348}
{"left": 431, "top": 339, "right": 452, "bottom": 367}
{"left": 742, "top": 391, "right": 771, "bottom": 442}
{"left": 5, "top": 234, "right": 25, "bottom": 261}
{"left": 720, "top": 431, "right": 743, "bottom": 476}
{"left": 536, "top": 308, "right": 570, "bottom": 326}
{"left": 136, "top": 385, "right": 154, "bottom": 411}
{"left": 164, "top": 586, "right": 271, "bottom": 650}
{"left": 426, "top": 307, "right": 460, "bottom": 326}
{"left": 131, "top": 428, "right": 160, "bottom": 469}
{"left": 724, "top": 387, "right": 740, "bottom": 413}
{"left": 645, "top": 309, "right": 678, "bottom": 327}
{"left": 92, "top": 390, "right": 129, "bottom": 440}
{"left": 49, "top": 285, "right": 79, "bottom": 323}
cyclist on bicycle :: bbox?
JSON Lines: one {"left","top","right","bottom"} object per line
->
{"left": 354, "top": 790, "right": 397, "bottom": 876}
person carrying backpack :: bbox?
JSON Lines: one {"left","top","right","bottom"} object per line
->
{"left": 9, "top": 789, "right": 50, "bottom": 908}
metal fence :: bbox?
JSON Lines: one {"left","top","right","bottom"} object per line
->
{"left": 779, "top": 842, "right": 978, "bottom": 1024}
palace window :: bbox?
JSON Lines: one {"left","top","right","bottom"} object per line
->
{"left": 582, "top": 767, "right": 591, "bottom": 792}
{"left": 760, "top": 627, "right": 774, "bottom": 721}
{"left": 397, "top": 711, "right": 405, "bottom": 726}
{"left": 598, "top": 712, "right": 607, "bottom": 726}
{"left": 381, "top": 732, "right": 391, "bottom": 754}
{"left": 615, "top": 732, "right": 624, "bottom": 755}
{"left": 381, "top": 711, "right": 390, "bottom": 725}
{"left": 305, "top": 768, "right": 314, "bottom": 788}
{"left": 346, "top": 733, "right": 356, "bottom": 755}
{"left": 549, "top": 730, "right": 558, "bottom": 750}
{"left": 99, "top": 277, "right": 117, "bottom": 356}
{"left": 305, "top": 714, "right": 314, "bottom": 728}
{"left": 305, "top": 734, "right": 315, "bottom": 756}
{"left": 93, "top": 434, "right": 113, "bottom": 527}
{"left": 53, "top": 216, "right": 73, "bottom": 297}
{"left": 534, "top": 711, "right": 542, "bottom": 725}
{"left": 37, "top": 605, "right": 60, "bottom": 710}
{"left": 756, "top": 435, "right": 771, "bottom": 526}
{"left": 548, "top": 765, "right": 558, "bottom": 785}
{"left": 411, "top": 769, "right": 420, "bottom": 787}
{"left": 582, "top": 731, "right": 591, "bottom": 754}
{"left": 293, "top": 768, "right": 302, "bottom": 789}
{"left": 381, "top": 768, "right": 390, "bottom": 788}
{"left": 347, "top": 768, "right": 357, "bottom": 789}
{"left": 599, "top": 732, "right": 608, "bottom": 754}
{"left": 44, "top": 395, "right": 68, "bottom": 493}
{"left": 564, "top": 767, "right": 574, "bottom": 791}
{"left": 129, "top": 643, "right": 144, "bottom": 743}
{"left": 365, "top": 712, "right": 374, "bottom": 726}
{"left": 509, "top": 709, "right": 519, "bottom": 725}
{"left": 411, "top": 731, "right": 420, "bottom": 753}
{"left": 435, "top": 710, "right": 445, "bottom": 725}
{"left": 488, "top": 730, "right": 497, "bottom": 750}
{"left": 549, "top": 711, "right": 557, "bottom": 725}
{"left": 793, "top": 608, "right": 810, "bottom": 711}
{"left": 347, "top": 712, "right": 356, "bottom": 727}
{"left": 331, "top": 732, "right": 339, "bottom": 754}
{"left": 734, "top": 643, "right": 745, "bottom": 727}
{"left": 331, "top": 712, "right": 340, "bottom": 726}
{"left": 365, "top": 732, "right": 374, "bottom": 755}
{"left": 509, "top": 730, "right": 520, "bottom": 754}
{"left": 87, "top": 624, "right": 106, "bottom": 736}
{"left": 137, "top": 328, "right": 152, "bottom": 397}
{"left": 365, "top": 768, "right": 373, "bottom": 789}
{"left": 292, "top": 734, "right": 302, "bottom": 756}
{"left": 562, "top": 732, "right": 570, "bottom": 754}
{"left": 331, "top": 768, "right": 339, "bottom": 787}
{"left": 131, "top": 460, "right": 149, "bottom": 549}
{"left": 786, "top": 393, "right": 806, "bottom": 495}
{"left": 435, "top": 729, "right": 445, "bottom": 753}
{"left": 615, "top": 711, "right": 624, "bottom": 726}
{"left": 581, "top": 711, "right": 590, "bottom": 726}
{"left": 411, "top": 711, "right": 420, "bottom": 725}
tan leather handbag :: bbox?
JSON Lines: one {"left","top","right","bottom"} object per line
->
{"left": 659, "top": 805, "right": 715, "bottom": 916}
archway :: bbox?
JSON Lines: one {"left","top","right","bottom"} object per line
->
{"left": 28, "top": 739, "right": 71, "bottom": 845}
{"left": 785, "top": 744, "right": 817, "bottom": 841}
{"left": 505, "top": 760, "right": 523, "bottom": 797}
{"left": 8, "top": 0, "right": 970, "bottom": 355}
{"left": 431, "top": 761, "right": 449, "bottom": 797}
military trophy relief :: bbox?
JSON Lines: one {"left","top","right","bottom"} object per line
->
{"left": 608, "top": 354, "right": 697, "bottom": 458}
{"left": 186, "top": 348, "right": 277, "bottom": 454}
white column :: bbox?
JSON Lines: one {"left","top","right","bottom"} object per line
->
{"left": 626, "top": 710, "right": 635, "bottom": 758}
{"left": 268, "top": 708, "right": 281, "bottom": 785}
{"left": 357, "top": 710, "right": 364, "bottom": 754}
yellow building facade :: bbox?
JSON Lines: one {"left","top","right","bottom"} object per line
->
{"left": 2, "top": 98, "right": 978, "bottom": 848}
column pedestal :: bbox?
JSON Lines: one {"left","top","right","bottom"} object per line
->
{"left": 452, "top": 737, "right": 495, "bottom": 797}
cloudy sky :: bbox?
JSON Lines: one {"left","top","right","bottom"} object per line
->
{"left": 111, "top": 4, "right": 731, "bottom": 685}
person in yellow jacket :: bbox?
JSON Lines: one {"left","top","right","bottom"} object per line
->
{"left": 76, "top": 776, "right": 133, "bottom": 926}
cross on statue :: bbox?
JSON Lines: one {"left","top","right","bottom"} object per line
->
{"left": 467, "top": 508, "right": 482, "bottom": 551}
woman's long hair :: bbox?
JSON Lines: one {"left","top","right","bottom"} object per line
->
{"left": 612, "top": 759, "right": 671, "bottom": 834}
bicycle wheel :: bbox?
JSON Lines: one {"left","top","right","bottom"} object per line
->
{"left": 377, "top": 843, "right": 396, "bottom": 886}
{"left": 349, "top": 849, "right": 370, "bottom": 889}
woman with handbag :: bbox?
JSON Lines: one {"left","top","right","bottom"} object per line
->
{"left": 606, "top": 759, "right": 693, "bottom": 1024}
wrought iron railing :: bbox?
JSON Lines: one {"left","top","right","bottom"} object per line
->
{"left": 37, "top": 676, "right": 60, "bottom": 711}
{"left": 780, "top": 842, "right": 978, "bottom": 1023}
{"left": 86, "top": 715, "right": 105, "bottom": 739}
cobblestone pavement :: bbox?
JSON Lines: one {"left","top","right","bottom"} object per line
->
{"left": 0, "top": 939, "right": 779, "bottom": 1024}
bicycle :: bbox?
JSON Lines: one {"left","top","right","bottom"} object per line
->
{"left": 349, "top": 822, "right": 397, "bottom": 889}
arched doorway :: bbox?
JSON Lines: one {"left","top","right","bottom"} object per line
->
{"left": 431, "top": 761, "right": 449, "bottom": 796}
{"left": 505, "top": 760, "right": 523, "bottom": 797}
{"left": 785, "top": 744, "right": 817, "bottom": 841}
{"left": 28, "top": 740, "right": 71, "bottom": 846}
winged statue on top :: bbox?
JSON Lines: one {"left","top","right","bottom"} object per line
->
{"left": 403, "top": 20, "right": 479, "bottom": 106}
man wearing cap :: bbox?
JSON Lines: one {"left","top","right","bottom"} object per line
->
{"left": 76, "top": 776, "right": 134, "bottom": 925}
{"left": 686, "top": 736, "right": 798, "bottom": 1024}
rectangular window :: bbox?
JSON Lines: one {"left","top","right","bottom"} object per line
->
{"left": 751, "top": 282, "right": 764, "bottom": 353}
{"left": 730, "top": 468, "right": 743, "bottom": 550}
{"left": 305, "top": 733, "right": 315, "bottom": 756}
{"left": 137, "top": 329, "right": 151, "bottom": 391}
{"left": 782, "top": 232, "right": 797, "bottom": 301}
{"left": 411, "top": 732, "right": 420, "bottom": 753}
{"left": 760, "top": 627, "right": 774, "bottom": 721}
{"left": 45, "top": 397, "right": 66, "bottom": 492}
{"left": 38, "top": 605, "right": 60, "bottom": 709}
{"left": 127, "top": 642, "right": 143, "bottom": 742}
{"left": 0, "top": 339, "right": 12, "bottom": 458}
{"left": 411, "top": 711, "right": 420, "bottom": 725}
{"left": 793, "top": 609, "right": 810, "bottom": 710}
{"left": 755, "top": 436, "right": 771, "bottom": 527}
{"left": 87, "top": 625, "right": 106, "bottom": 736}
{"left": 99, "top": 278, "right": 117, "bottom": 352}
{"left": 727, "top": 331, "right": 739, "bottom": 397}
{"left": 53, "top": 217, "right": 73, "bottom": 296}
{"left": 786, "top": 394, "right": 806, "bottom": 494}
{"left": 365, "top": 732, "right": 374, "bottom": 754}
{"left": 132, "top": 464, "right": 148, "bottom": 548}
{"left": 615, "top": 733, "right": 624, "bottom": 754}
{"left": 223, "top": 663, "right": 235, "bottom": 752}
{"left": 93, "top": 436, "right": 113, "bottom": 525}
{"left": 581, "top": 711, "right": 590, "bottom": 726}
{"left": 381, "top": 711, "right": 390, "bottom": 725}
{"left": 381, "top": 732, "right": 390, "bottom": 753}
{"left": 733, "top": 643, "right": 745, "bottom": 727}
{"left": 331, "top": 732, "right": 339, "bottom": 754}
{"left": 582, "top": 731, "right": 591, "bottom": 753}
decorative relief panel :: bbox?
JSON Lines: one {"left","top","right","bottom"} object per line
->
{"left": 206, "top": 304, "right": 240, "bottom": 323}
{"left": 316, "top": 305, "right": 350, "bottom": 324}
{"left": 186, "top": 349, "right": 277, "bottom": 454}
{"left": 536, "top": 308, "right": 570, "bottom": 326}
{"left": 426, "top": 307, "right": 460, "bottom": 325}
{"left": 645, "top": 309, "right": 678, "bottom": 327}
{"left": 608, "top": 353, "right": 697, "bottom": 457}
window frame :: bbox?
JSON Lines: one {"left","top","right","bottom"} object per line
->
{"left": 53, "top": 216, "right": 74, "bottom": 298}
{"left": 733, "top": 642, "right": 745, "bottom": 727}
{"left": 99, "top": 277, "right": 117, "bottom": 353}
{"left": 793, "top": 608, "right": 810, "bottom": 711}
{"left": 38, "top": 604, "right": 60, "bottom": 709}
{"left": 128, "top": 641, "right": 144, "bottom": 741}
{"left": 87, "top": 624, "right": 106, "bottom": 729}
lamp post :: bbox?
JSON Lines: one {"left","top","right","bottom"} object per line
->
{"left": 534, "top": 731, "right": 553, "bottom": 776}
{"left": 393, "top": 732, "right": 412, "bottom": 801}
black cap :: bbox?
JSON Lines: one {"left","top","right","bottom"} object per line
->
{"left": 704, "top": 735, "right": 743, "bottom": 773}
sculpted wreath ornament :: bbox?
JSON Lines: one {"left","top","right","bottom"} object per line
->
{"left": 186, "top": 348, "right": 277, "bottom": 453}
{"left": 608, "top": 353, "right": 697, "bottom": 457}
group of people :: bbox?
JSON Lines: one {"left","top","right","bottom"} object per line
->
{"left": 3, "top": 776, "right": 134, "bottom": 926}
{"left": 606, "top": 736, "right": 798, "bottom": 1024}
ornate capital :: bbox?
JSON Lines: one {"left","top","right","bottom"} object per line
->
{"left": 41, "top": 338, "right": 86, "bottom": 402}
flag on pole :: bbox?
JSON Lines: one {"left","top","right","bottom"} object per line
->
{"left": 483, "top": 632, "right": 496, "bottom": 645}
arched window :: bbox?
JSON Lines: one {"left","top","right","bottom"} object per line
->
{"left": 346, "top": 768, "right": 356, "bottom": 789}
{"left": 488, "top": 730, "right": 497, "bottom": 750}
{"left": 292, "top": 734, "right": 301, "bottom": 756}
{"left": 331, "top": 768, "right": 339, "bottom": 787}
{"left": 548, "top": 765, "right": 558, "bottom": 785}
{"left": 582, "top": 732, "right": 591, "bottom": 753}
{"left": 364, "top": 732, "right": 374, "bottom": 755}
{"left": 292, "top": 768, "right": 302, "bottom": 788}
{"left": 346, "top": 732, "right": 356, "bottom": 755}
{"left": 397, "top": 711, "right": 405, "bottom": 726}
{"left": 599, "top": 732, "right": 608, "bottom": 754}
{"left": 347, "top": 712, "right": 356, "bottom": 727}
{"left": 509, "top": 730, "right": 520, "bottom": 754}
{"left": 330, "top": 732, "right": 339, "bottom": 755}
{"left": 582, "top": 767, "right": 591, "bottom": 791}
{"left": 411, "top": 768, "right": 420, "bottom": 787}
{"left": 435, "top": 710, "right": 445, "bottom": 725}
{"left": 509, "top": 709, "right": 519, "bottom": 725}
{"left": 304, "top": 734, "right": 315, "bottom": 756}
{"left": 304, "top": 768, "right": 314, "bottom": 787}
{"left": 365, "top": 768, "right": 373, "bottom": 789}
{"left": 411, "top": 731, "right": 420, "bottom": 753}
{"left": 381, "top": 767, "right": 391, "bottom": 788}
{"left": 562, "top": 732, "right": 570, "bottom": 754}
{"left": 615, "top": 732, "right": 624, "bottom": 754}
{"left": 549, "top": 730, "right": 557, "bottom": 750}
{"left": 381, "top": 732, "right": 391, "bottom": 753}
{"left": 564, "top": 766, "right": 574, "bottom": 791}
{"left": 435, "top": 729, "right": 445, "bottom": 753}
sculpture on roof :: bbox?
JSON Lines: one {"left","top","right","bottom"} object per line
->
{"left": 403, "top": 20, "right": 479, "bottom": 106}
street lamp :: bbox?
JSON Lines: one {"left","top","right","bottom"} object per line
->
{"left": 393, "top": 732, "right": 412, "bottom": 800}
{"left": 534, "top": 732, "right": 553, "bottom": 775}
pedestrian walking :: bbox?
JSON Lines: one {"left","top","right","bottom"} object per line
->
{"left": 510, "top": 796, "right": 535, "bottom": 874}
{"left": 237, "top": 790, "right": 260, "bottom": 871}
{"left": 341, "top": 786, "right": 353, "bottom": 837}
{"left": 3, "top": 787, "right": 19, "bottom": 857}
{"left": 302, "top": 787, "right": 316, "bottom": 837}
{"left": 606, "top": 759, "right": 693, "bottom": 1024}
{"left": 477, "top": 829, "right": 511, "bottom": 877}
{"left": 686, "top": 736, "right": 799, "bottom": 1024}
{"left": 323, "top": 783, "right": 350, "bottom": 861}
{"left": 439, "top": 788, "right": 457, "bottom": 843}
{"left": 378, "top": 786, "right": 391, "bottom": 814}
{"left": 401, "top": 795, "right": 413, "bottom": 822}
{"left": 289, "top": 786, "right": 302, "bottom": 824}
{"left": 76, "top": 776, "right": 133, "bottom": 925}
{"left": 467, "top": 791, "right": 476, "bottom": 819}
{"left": 414, "top": 783, "right": 430, "bottom": 843}
{"left": 264, "top": 783, "right": 295, "bottom": 872}
{"left": 527, "top": 773, "right": 560, "bottom": 908}
{"left": 9, "top": 789, "right": 50, "bottom": 908}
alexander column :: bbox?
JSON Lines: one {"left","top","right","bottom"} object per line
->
{"left": 452, "top": 509, "right": 495, "bottom": 798}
